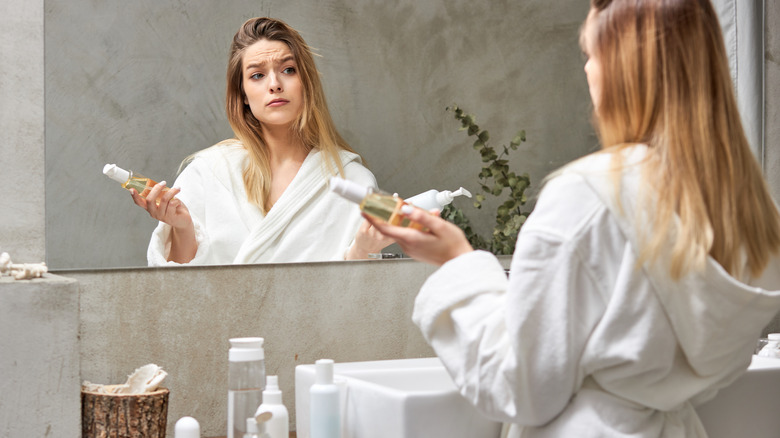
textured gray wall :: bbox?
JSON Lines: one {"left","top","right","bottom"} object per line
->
{"left": 44, "top": 0, "right": 594, "bottom": 269}
{"left": 0, "top": 0, "right": 45, "bottom": 262}
{"left": 767, "top": 1, "right": 780, "bottom": 200}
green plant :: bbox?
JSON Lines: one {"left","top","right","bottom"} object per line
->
{"left": 440, "top": 105, "right": 532, "bottom": 255}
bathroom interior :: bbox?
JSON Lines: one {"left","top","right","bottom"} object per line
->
{"left": 2, "top": 0, "right": 780, "bottom": 437}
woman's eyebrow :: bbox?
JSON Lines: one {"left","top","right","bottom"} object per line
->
{"left": 244, "top": 56, "right": 296, "bottom": 72}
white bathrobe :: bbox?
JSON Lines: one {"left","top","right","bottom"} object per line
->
{"left": 414, "top": 145, "right": 780, "bottom": 437}
{"left": 147, "top": 142, "right": 376, "bottom": 266}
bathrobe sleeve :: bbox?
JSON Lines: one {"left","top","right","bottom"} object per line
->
{"left": 413, "top": 174, "right": 608, "bottom": 426}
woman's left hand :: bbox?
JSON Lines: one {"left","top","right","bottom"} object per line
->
{"left": 345, "top": 219, "right": 396, "bottom": 260}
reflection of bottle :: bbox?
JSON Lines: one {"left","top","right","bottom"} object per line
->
{"left": 329, "top": 177, "right": 425, "bottom": 230}
{"left": 406, "top": 187, "right": 472, "bottom": 210}
{"left": 228, "top": 338, "right": 266, "bottom": 438}
{"left": 103, "top": 163, "right": 169, "bottom": 199}
{"left": 310, "top": 359, "right": 340, "bottom": 438}
{"left": 758, "top": 333, "right": 780, "bottom": 358}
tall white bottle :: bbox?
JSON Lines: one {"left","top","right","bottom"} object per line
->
{"left": 255, "top": 375, "right": 289, "bottom": 438}
{"left": 310, "top": 359, "right": 340, "bottom": 438}
{"left": 227, "top": 338, "right": 266, "bottom": 438}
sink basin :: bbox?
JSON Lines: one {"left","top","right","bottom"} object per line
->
{"left": 295, "top": 357, "right": 502, "bottom": 438}
{"left": 696, "top": 355, "right": 780, "bottom": 438}
{"left": 295, "top": 355, "right": 780, "bottom": 438}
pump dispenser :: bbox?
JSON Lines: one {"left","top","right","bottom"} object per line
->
{"left": 255, "top": 375, "right": 289, "bottom": 438}
{"left": 103, "top": 163, "right": 169, "bottom": 200}
{"left": 310, "top": 359, "right": 341, "bottom": 438}
{"left": 329, "top": 177, "right": 425, "bottom": 230}
{"left": 406, "top": 187, "right": 472, "bottom": 210}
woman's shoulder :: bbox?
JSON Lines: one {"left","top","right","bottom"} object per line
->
{"left": 182, "top": 140, "right": 247, "bottom": 173}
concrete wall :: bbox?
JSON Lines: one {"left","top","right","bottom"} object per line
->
{"left": 73, "top": 259, "right": 443, "bottom": 436}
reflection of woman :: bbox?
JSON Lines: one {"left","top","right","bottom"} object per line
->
{"left": 368, "top": 0, "right": 780, "bottom": 436}
{"left": 132, "top": 17, "right": 390, "bottom": 265}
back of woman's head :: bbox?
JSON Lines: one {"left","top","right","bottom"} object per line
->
{"left": 585, "top": 0, "right": 780, "bottom": 279}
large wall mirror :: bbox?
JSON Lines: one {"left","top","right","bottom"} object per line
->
{"left": 45, "top": 0, "right": 601, "bottom": 269}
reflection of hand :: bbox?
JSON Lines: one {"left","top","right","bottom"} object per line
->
{"left": 346, "top": 219, "right": 396, "bottom": 260}
{"left": 363, "top": 206, "right": 473, "bottom": 266}
{"left": 130, "top": 181, "right": 192, "bottom": 230}
{"left": 130, "top": 181, "right": 197, "bottom": 263}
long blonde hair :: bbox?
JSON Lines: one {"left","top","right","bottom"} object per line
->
{"left": 585, "top": 0, "right": 780, "bottom": 279}
{"left": 225, "top": 17, "right": 359, "bottom": 213}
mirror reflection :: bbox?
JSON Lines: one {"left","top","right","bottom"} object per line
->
{"left": 45, "top": 0, "right": 594, "bottom": 269}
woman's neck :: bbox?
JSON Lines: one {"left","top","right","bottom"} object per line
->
{"left": 263, "top": 124, "right": 308, "bottom": 164}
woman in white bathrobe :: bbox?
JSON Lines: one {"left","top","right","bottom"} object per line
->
{"left": 367, "top": 1, "right": 780, "bottom": 436}
{"left": 129, "top": 18, "right": 391, "bottom": 265}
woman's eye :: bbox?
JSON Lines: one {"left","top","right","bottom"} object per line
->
{"left": 283, "top": 67, "right": 296, "bottom": 74}
{"left": 250, "top": 72, "right": 264, "bottom": 80}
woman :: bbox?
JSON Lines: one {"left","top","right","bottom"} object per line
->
{"left": 131, "top": 17, "right": 391, "bottom": 265}
{"left": 367, "top": 0, "right": 780, "bottom": 436}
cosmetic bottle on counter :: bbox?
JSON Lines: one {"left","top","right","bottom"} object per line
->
{"left": 406, "top": 187, "right": 472, "bottom": 210}
{"left": 310, "top": 359, "right": 341, "bottom": 438}
{"left": 330, "top": 177, "right": 425, "bottom": 230}
{"left": 103, "top": 163, "right": 169, "bottom": 200}
{"left": 228, "top": 338, "right": 266, "bottom": 438}
{"left": 256, "top": 375, "right": 289, "bottom": 438}
{"left": 175, "top": 416, "right": 201, "bottom": 438}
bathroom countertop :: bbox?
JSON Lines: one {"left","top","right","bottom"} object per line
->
{"left": 209, "top": 433, "right": 296, "bottom": 438}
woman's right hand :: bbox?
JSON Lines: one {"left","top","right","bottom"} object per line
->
{"left": 129, "top": 181, "right": 192, "bottom": 230}
{"left": 130, "top": 182, "right": 197, "bottom": 263}
{"left": 363, "top": 205, "right": 474, "bottom": 266}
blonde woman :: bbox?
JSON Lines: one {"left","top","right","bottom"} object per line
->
{"left": 132, "top": 17, "right": 391, "bottom": 265}
{"left": 367, "top": 0, "right": 780, "bottom": 436}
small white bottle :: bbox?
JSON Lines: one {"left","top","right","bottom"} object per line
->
{"left": 406, "top": 187, "right": 472, "bottom": 210}
{"left": 255, "top": 375, "right": 289, "bottom": 438}
{"left": 175, "top": 416, "right": 201, "bottom": 438}
{"left": 310, "top": 359, "right": 341, "bottom": 438}
{"left": 758, "top": 333, "right": 780, "bottom": 358}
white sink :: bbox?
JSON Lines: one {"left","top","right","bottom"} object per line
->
{"left": 696, "top": 355, "right": 780, "bottom": 438}
{"left": 295, "top": 356, "right": 780, "bottom": 438}
{"left": 295, "top": 357, "right": 502, "bottom": 438}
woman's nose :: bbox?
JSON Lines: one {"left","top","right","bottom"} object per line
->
{"left": 269, "top": 74, "right": 283, "bottom": 92}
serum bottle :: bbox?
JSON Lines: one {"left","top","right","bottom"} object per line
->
{"left": 330, "top": 177, "right": 425, "bottom": 230}
{"left": 103, "top": 163, "right": 169, "bottom": 200}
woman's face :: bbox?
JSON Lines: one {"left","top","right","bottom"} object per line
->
{"left": 241, "top": 39, "right": 304, "bottom": 130}
{"left": 582, "top": 11, "right": 602, "bottom": 110}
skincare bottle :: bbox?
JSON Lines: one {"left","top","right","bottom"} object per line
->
{"left": 310, "top": 359, "right": 341, "bottom": 438}
{"left": 329, "top": 177, "right": 425, "bottom": 230}
{"left": 757, "top": 333, "right": 780, "bottom": 358}
{"left": 228, "top": 338, "right": 266, "bottom": 438}
{"left": 103, "top": 163, "right": 169, "bottom": 200}
{"left": 255, "top": 375, "right": 289, "bottom": 438}
{"left": 406, "top": 187, "right": 473, "bottom": 211}
{"left": 175, "top": 416, "right": 201, "bottom": 438}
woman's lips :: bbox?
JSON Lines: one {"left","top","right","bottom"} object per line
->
{"left": 267, "top": 99, "right": 289, "bottom": 107}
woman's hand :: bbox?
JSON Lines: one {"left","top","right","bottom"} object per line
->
{"left": 130, "top": 181, "right": 197, "bottom": 263}
{"left": 363, "top": 206, "right": 474, "bottom": 266}
{"left": 346, "top": 219, "right": 396, "bottom": 260}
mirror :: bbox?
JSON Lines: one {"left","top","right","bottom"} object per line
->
{"left": 45, "top": 0, "right": 594, "bottom": 269}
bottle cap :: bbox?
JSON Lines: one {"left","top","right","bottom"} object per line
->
{"left": 262, "top": 375, "right": 283, "bottom": 404}
{"left": 174, "top": 416, "right": 200, "bottom": 438}
{"left": 229, "top": 337, "right": 265, "bottom": 362}
{"left": 330, "top": 177, "right": 369, "bottom": 204}
{"left": 246, "top": 417, "right": 259, "bottom": 433}
{"left": 103, "top": 164, "right": 130, "bottom": 184}
{"left": 315, "top": 359, "right": 335, "bottom": 385}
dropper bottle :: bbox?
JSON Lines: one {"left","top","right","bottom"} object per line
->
{"left": 330, "top": 177, "right": 425, "bottom": 230}
{"left": 103, "top": 163, "right": 169, "bottom": 200}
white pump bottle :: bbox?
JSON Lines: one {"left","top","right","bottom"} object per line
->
{"left": 255, "top": 375, "right": 289, "bottom": 438}
{"left": 406, "top": 187, "right": 472, "bottom": 210}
